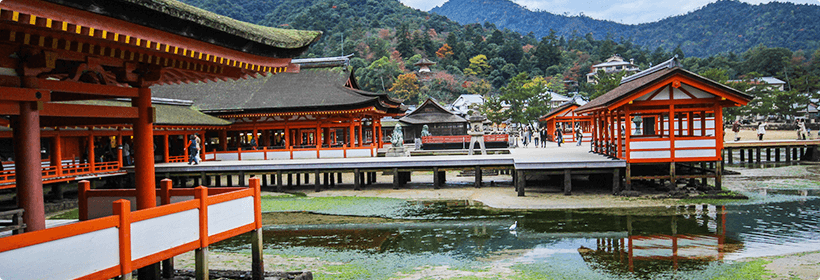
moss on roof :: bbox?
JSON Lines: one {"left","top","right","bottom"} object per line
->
{"left": 55, "top": 100, "right": 231, "bottom": 126}
{"left": 125, "top": 0, "right": 321, "bottom": 49}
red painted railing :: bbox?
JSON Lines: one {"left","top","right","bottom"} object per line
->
{"left": 422, "top": 134, "right": 509, "bottom": 144}
{"left": 0, "top": 160, "right": 123, "bottom": 190}
{"left": 0, "top": 179, "right": 263, "bottom": 279}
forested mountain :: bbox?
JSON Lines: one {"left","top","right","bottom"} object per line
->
{"left": 177, "top": 0, "right": 820, "bottom": 124}
{"left": 431, "top": 0, "right": 820, "bottom": 57}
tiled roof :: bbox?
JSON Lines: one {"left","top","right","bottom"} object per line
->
{"left": 151, "top": 68, "right": 402, "bottom": 115}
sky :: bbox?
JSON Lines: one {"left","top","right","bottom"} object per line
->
{"left": 400, "top": 0, "right": 819, "bottom": 25}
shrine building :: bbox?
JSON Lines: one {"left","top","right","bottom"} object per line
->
{"left": 575, "top": 58, "right": 752, "bottom": 190}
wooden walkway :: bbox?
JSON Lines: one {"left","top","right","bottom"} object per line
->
{"left": 147, "top": 145, "right": 626, "bottom": 196}
{"left": 724, "top": 139, "right": 820, "bottom": 164}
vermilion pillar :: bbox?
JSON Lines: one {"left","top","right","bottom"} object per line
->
{"left": 51, "top": 133, "right": 63, "bottom": 175}
{"left": 133, "top": 87, "right": 156, "bottom": 210}
{"left": 14, "top": 101, "right": 44, "bottom": 231}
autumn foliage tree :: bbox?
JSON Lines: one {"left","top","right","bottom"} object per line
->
{"left": 389, "top": 73, "right": 421, "bottom": 104}
{"left": 436, "top": 43, "right": 454, "bottom": 59}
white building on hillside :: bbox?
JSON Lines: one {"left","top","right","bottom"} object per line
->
{"left": 586, "top": 54, "right": 640, "bottom": 84}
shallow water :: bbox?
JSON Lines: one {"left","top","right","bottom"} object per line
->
{"left": 214, "top": 191, "right": 820, "bottom": 279}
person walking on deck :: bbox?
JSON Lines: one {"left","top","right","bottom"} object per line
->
{"left": 575, "top": 125, "right": 583, "bottom": 146}
{"left": 555, "top": 124, "right": 563, "bottom": 147}
{"left": 757, "top": 122, "right": 766, "bottom": 141}
{"left": 187, "top": 134, "right": 200, "bottom": 165}
{"left": 732, "top": 120, "right": 741, "bottom": 141}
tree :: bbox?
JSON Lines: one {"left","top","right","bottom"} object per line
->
{"left": 591, "top": 70, "right": 628, "bottom": 99}
{"left": 389, "top": 73, "right": 421, "bottom": 104}
{"left": 464, "top": 54, "right": 491, "bottom": 77}
{"left": 480, "top": 73, "right": 550, "bottom": 129}
{"left": 436, "top": 43, "right": 454, "bottom": 59}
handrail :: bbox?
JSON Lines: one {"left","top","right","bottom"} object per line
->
{"left": 0, "top": 178, "right": 263, "bottom": 280}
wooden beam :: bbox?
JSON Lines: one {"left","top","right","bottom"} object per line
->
{"left": 0, "top": 87, "right": 51, "bottom": 102}
{"left": 22, "top": 77, "right": 139, "bottom": 99}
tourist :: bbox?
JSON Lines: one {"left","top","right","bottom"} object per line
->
{"left": 798, "top": 119, "right": 808, "bottom": 140}
{"left": 540, "top": 127, "right": 547, "bottom": 148}
{"left": 732, "top": 120, "right": 741, "bottom": 141}
{"left": 575, "top": 125, "right": 583, "bottom": 146}
{"left": 533, "top": 127, "right": 540, "bottom": 148}
{"left": 122, "top": 141, "right": 131, "bottom": 166}
{"left": 187, "top": 134, "right": 200, "bottom": 165}
{"left": 556, "top": 124, "right": 563, "bottom": 147}
{"left": 757, "top": 122, "right": 766, "bottom": 141}
{"left": 523, "top": 127, "right": 530, "bottom": 148}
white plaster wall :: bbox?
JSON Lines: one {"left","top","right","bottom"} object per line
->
{"left": 630, "top": 150, "right": 671, "bottom": 159}
{"left": 0, "top": 227, "right": 119, "bottom": 280}
{"left": 207, "top": 196, "right": 254, "bottom": 236}
{"left": 130, "top": 209, "right": 199, "bottom": 260}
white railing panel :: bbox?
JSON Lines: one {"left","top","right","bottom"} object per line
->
{"left": 319, "top": 150, "right": 345, "bottom": 158}
{"left": 266, "top": 151, "right": 291, "bottom": 160}
{"left": 204, "top": 153, "right": 216, "bottom": 160}
{"left": 676, "top": 149, "right": 716, "bottom": 158}
{"left": 630, "top": 140, "right": 670, "bottom": 149}
{"left": 131, "top": 209, "right": 199, "bottom": 260}
{"left": 0, "top": 227, "right": 119, "bottom": 280}
{"left": 631, "top": 150, "right": 671, "bottom": 159}
{"left": 348, "top": 148, "right": 373, "bottom": 158}
{"left": 215, "top": 153, "right": 239, "bottom": 161}
{"left": 241, "top": 151, "right": 265, "bottom": 160}
{"left": 675, "top": 139, "right": 716, "bottom": 148}
{"left": 292, "top": 150, "right": 317, "bottom": 159}
{"left": 208, "top": 196, "right": 254, "bottom": 236}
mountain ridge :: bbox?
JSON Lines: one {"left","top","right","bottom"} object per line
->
{"left": 430, "top": 0, "right": 820, "bottom": 57}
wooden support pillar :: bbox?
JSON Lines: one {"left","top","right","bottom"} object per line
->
{"left": 715, "top": 161, "right": 723, "bottom": 189}
{"left": 193, "top": 176, "right": 201, "bottom": 187}
{"left": 625, "top": 164, "right": 632, "bottom": 191}
{"left": 740, "top": 148, "right": 745, "bottom": 162}
{"left": 747, "top": 149, "right": 753, "bottom": 163}
{"left": 262, "top": 175, "right": 268, "bottom": 189}
{"left": 251, "top": 228, "right": 264, "bottom": 280}
{"left": 337, "top": 172, "right": 343, "bottom": 184}
{"left": 392, "top": 168, "right": 400, "bottom": 189}
{"left": 13, "top": 101, "right": 44, "bottom": 231}
{"left": 433, "top": 167, "right": 442, "bottom": 189}
{"left": 215, "top": 175, "right": 222, "bottom": 187}
{"left": 315, "top": 170, "right": 321, "bottom": 192}
{"left": 323, "top": 173, "right": 329, "bottom": 187}
{"left": 727, "top": 148, "right": 733, "bottom": 164}
{"left": 195, "top": 247, "right": 209, "bottom": 280}
{"left": 304, "top": 173, "right": 310, "bottom": 184}
{"left": 474, "top": 166, "right": 482, "bottom": 188}
{"left": 516, "top": 170, "right": 526, "bottom": 197}
{"left": 227, "top": 175, "right": 233, "bottom": 187}
{"left": 354, "top": 169, "right": 362, "bottom": 190}
{"left": 766, "top": 148, "right": 771, "bottom": 162}
{"left": 756, "top": 148, "right": 761, "bottom": 163}
{"left": 329, "top": 172, "right": 335, "bottom": 187}
{"left": 670, "top": 163, "right": 677, "bottom": 190}
{"left": 296, "top": 173, "right": 301, "bottom": 186}
{"left": 612, "top": 168, "right": 620, "bottom": 194}
{"left": 700, "top": 162, "right": 708, "bottom": 186}
{"left": 563, "top": 169, "right": 572, "bottom": 195}
{"left": 775, "top": 148, "right": 781, "bottom": 162}
{"left": 277, "top": 171, "right": 283, "bottom": 192}
{"left": 287, "top": 173, "right": 293, "bottom": 186}
{"left": 786, "top": 147, "right": 791, "bottom": 162}
{"left": 793, "top": 147, "right": 798, "bottom": 161}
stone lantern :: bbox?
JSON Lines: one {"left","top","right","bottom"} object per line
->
{"left": 468, "top": 113, "right": 487, "bottom": 155}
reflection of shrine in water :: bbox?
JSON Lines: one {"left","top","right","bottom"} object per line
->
{"left": 212, "top": 203, "right": 748, "bottom": 278}
{"left": 576, "top": 205, "right": 743, "bottom": 275}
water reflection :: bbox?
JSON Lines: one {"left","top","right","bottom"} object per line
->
{"left": 214, "top": 198, "right": 820, "bottom": 278}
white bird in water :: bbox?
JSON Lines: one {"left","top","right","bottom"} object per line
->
{"left": 509, "top": 221, "right": 518, "bottom": 231}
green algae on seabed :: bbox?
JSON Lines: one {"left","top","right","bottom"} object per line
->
{"left": 261, "top": 196, "right": 423, "bottom": 218}
{"left": 263, "top": 247, "right": 486, "bottom": 280}
{"left": 48, "top": 208, "right": 78, "bottom": 219}
{"left": 510, "top": 259, "right": 773, "bottom": 280}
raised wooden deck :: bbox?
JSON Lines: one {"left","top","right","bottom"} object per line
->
{"left": 147, "top": 145, "right": 626, "bottom": 196}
